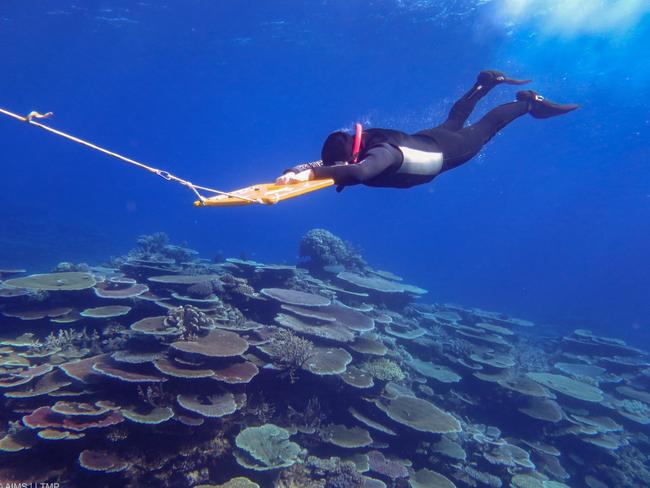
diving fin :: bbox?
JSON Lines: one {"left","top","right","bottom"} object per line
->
{"left": 478, "top": 70, "right": 532, "bottom": 87}
{"left": 517, "top": 90, "right": 580, "bottom": 119}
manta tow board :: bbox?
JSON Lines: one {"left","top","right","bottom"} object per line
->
{"left": 195, "top": 179, "right": 335, "bottom": 207}
{"left": 0, "top": 106, "right": 334, "bottom": 207}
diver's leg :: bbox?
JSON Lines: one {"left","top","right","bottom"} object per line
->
{"left": 419, "top": 70, "right": 531, "bottom": 134}
{"left": 439, "top": 100, "right": 530, "bottom": 171}
{"left": 438, "top": 91, "right": 578, "bottom": 172}
{"left": 465, "top": 101, "right": 530, "bottom": 145}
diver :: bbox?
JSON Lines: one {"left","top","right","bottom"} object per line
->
{"left": 276, "top": 70, "right": 578, "bottom": 190}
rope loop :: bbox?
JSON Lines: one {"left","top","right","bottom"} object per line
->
{"left": 156, "top": 170, "right": 173, "bottom": 181}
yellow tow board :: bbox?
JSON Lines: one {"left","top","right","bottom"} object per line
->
{"left": 194, "top": 178, "right": 335, "bottom": 207}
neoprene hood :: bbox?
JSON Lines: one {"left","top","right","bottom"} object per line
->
{"left": 321, "top": 131, "right": 354, "bottom": 165}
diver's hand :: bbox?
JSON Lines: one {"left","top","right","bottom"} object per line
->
{"left": 275, "top": 172, "right": 296, "bottom": 185}
{"left": 275, "top": 169, "right": 314, "bottom": 185}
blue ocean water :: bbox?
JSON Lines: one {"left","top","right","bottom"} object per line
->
{"left": 1, "top": 0, "right": 649, "bottom": 348}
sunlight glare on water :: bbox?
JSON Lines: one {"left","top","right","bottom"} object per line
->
{"left": 498, "top": 0, "right": 650, "bottom": 36}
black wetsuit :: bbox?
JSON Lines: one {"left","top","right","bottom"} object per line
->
{"left": 289, "top": 80, "right": 530, "bottom": 190}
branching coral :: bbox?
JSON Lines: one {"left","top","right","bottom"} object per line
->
{"left": 137, "top": 384, "right": 174, "bottom": 408}
{"left": 512, "top": 341, "right": 550, "bottom": 373}
{"left": 267, "top": 329, "right": 314, "bottom": 381}
{"left": 245, "top": 394, "right": 277, "bottom": 424}
{"left": 286, "top": 397, "right": 326, "bottom": 434}
{"left": 52, "top": 262, "right": 91, "bottom": 273}
{"left": 164, "top": 305, "right": 213, "bottom": 341}
{"left": 276, "top": 463, "right": 325, "bottom": 488}
{"left": 362, "top": 358, "right": 406, "bottom": 382}
{"left": 442, "top": 337, "right": 473, "bottom": 358}
{"left": 220, "top": 273, "right": 257, "bottom": 300}
{"left": 97, "top": 321, "right": 128, "bottom": 352}
{"left": 453, "top": 464, "right": 503, "bottom": 488}
{"left": 276, "top": 457, "right": 364, "bottom": 488}
{"left": 27, "top": 327, "right": 98, "bottom": 357}
{"left": 619, "top": 399, "right": 650, "bottom": 417}
{"left": 7, "top": 420, "right": 24, "bottom": 435}
{"left": 123, "top": 429, "right": 230, "bottom": 486}
{"left": 307, "top": 457, "right": 363, "bottom": 488}
{"left": 604, "top": 444, "right": 650, "bottom": 487}
{"left": 105, "top": 426, "right": 129, "bottom": 443}
{"left": 323, "top": 463, "right": 363, "bottom": 488}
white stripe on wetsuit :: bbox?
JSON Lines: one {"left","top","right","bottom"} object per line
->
{"left": 396, "top": 146, "right": 444, "bottom": 176}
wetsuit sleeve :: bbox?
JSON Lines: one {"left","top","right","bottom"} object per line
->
{"left": 283, "top": 161, "right": 324, "bottom": 174}
{"left": 311, "top": 143, "right": 402, "bottom": 186}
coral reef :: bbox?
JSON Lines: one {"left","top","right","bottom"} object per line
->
{"left": 0, "top": 229, "right": 647, "bottom": 488}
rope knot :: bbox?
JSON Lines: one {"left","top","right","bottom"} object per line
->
{"left": 24, "top": 111, "right": 53, "bottom": 123}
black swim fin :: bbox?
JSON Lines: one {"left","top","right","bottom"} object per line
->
{"left": 516, "top": 90, "right": 580, "bottom": 119}
{"left": 478, "top": 70, "right": 532, "bottom": 87}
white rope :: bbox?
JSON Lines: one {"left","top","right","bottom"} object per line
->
{"left": 0, "top": 107, "right": 259, "bottom": 204}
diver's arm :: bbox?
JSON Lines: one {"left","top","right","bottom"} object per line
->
{"left": 311, "top": 143, "right": 402, "bottom": 186}
{"left": 284, "top": 161, "right": 324, "bottom": 175}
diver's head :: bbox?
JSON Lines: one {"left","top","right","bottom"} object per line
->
{"left": 321, "top": 131, "right": 354, "bottom": 165}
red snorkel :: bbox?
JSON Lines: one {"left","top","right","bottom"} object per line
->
{"left": 351, "top": 122, "right": 363, "bottom": 163}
